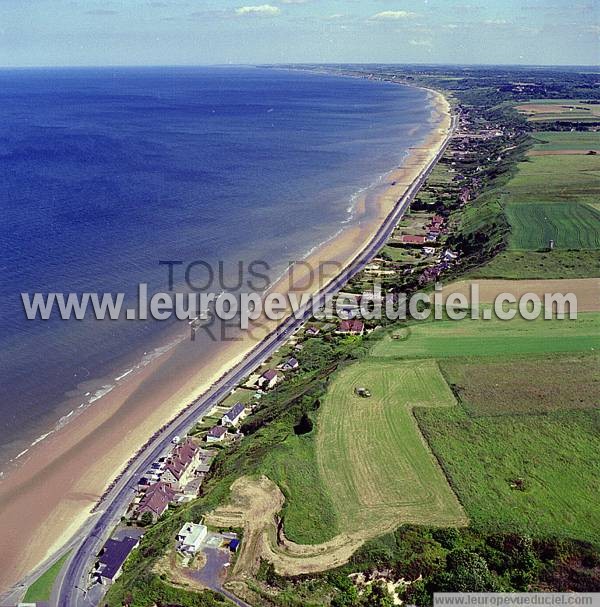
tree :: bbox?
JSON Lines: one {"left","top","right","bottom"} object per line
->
{"left": 138, "top": 511, "right": 154, "bottom": 527}
{"left": 435, "top": 549, "right": 499, "bottom": 592}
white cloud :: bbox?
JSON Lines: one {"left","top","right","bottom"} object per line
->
{"left": 369, "top": 10, "right": 417, "bottom": 21}
{"left": 483, "top": 19, "right": 510, "bottom": 25}
{"left": 235, "top": 4, "right": 281, "bottom": 16}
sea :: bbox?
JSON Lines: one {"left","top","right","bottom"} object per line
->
{"left": 0, "top": 66, "right": 435, "bottom": 471}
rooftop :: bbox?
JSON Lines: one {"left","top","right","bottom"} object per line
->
{"left": 97, "top": 536, "right": 139, "bottom": 580}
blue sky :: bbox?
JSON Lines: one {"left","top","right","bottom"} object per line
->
{"left": 0, "top": 0, "right": 598, "bottom": 67}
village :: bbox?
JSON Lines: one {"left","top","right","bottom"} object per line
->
{"left": 83, "top": 88, "right": 528, "bottom": 600}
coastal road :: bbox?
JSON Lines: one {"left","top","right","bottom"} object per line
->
{"left": 52, "top": 111, "right": 457, "bottom": 607}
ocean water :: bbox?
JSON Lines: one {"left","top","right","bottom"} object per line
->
{"left": 0, "top": 66, "right": 434, "bottom": 468}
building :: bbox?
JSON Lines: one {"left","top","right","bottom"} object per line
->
{"left": 221, "top": 402, "right": 247, "bottom": 427}
{"left": 257, "top": 369, "right": 280, "bottom": 390}
{"left": 93, "top": 536, "right": 139, "bottom": 585}
{"left": 401, "top": 234, "right": 426, "bottom": 245}
{"left": 161, "top": 438, "right": 201, "bottom": 490}
{"left": 176, "top": 522, "right": 208, "bottom": 554}
{"left": 281, "top": 357, "right": 299, "bottom": 371}
{"left": 305, "top": 326, "right": 320, "bottom": 336}
{"left": 206, "top": 425, "right": 228, "bottom": 443}
{"left": 136, "top": 481, "right": 176, "bottom": 522}
{"left": 336, "top": 319, "right": 364, "bottom": 336}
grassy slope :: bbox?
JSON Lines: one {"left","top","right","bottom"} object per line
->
{"left": 467, "top": 249, "right": 600, "bottom": 279}
{"left": 316, "top": 359, "right": 466, "bottom": 535}
{"left": 258, "top": 430, "right": 339, "bottom": 544}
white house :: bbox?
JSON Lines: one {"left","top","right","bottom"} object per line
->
{"left": 177, "top": 522, "right": 208, "bottom": 554}
{"left": 221, "top": 402, "right": 247, "bottom": 427}
{"left": 257, "top": 369, "right": 280, "bottom": 390}
{"left": 206, "top": 425, "right": 228, "bottom": 443}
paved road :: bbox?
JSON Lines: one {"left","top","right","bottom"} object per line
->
{"left": 49, "top": 113, "right": 456, "bottom": 607}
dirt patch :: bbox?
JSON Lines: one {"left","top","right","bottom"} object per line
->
{"left": 442, "top": 278, "right": 600, "bottom": 312}
{"left": 153, "top": 546, "right": 208, "bottom": 592}
{"left": 205, "top": 475, "right": 365, "bottom": 579}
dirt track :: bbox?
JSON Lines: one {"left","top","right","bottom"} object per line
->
{"left": 205, "top": 476, "right": 366, "bottom": 578}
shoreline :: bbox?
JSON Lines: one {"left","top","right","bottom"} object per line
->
{"left": 0, "top": 84, "right": 451, "bottom": 593}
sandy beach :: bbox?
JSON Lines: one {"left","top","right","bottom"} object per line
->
{"left": 0, "top": 88, "right": 451, "bottom": 593}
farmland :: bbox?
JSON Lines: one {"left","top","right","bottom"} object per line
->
{"left": 516, "top": 100, "right": 600, "bottom": 123}
{"left": 366, "top": 310, "right": 600, "bottom": 545}
{"left": 371, "top": 313, "right": 600, "bottom": 360}
{"left": 468, "top": 249, "right": 600, "bottom": 279}
{"left": 417, "top": 403, "right": 600, "bottom": 544}
{"left": 531, "top": 131, "right": 600, "bottom": 153}
{"left": 502, "top": 154, "right": 600, "bottom": 206}
{"left": 316, "top": 359, "right": 466, "bottom": 535}
{"left": 505, "top": 201, "right": 600, "bottom": 250}
{"left": 440, "top": 352, "right": 600, "bottom": 416}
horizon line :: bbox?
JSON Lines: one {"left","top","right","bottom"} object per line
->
{"left": 0, "top": 61, "right": 598, "bottom": 71}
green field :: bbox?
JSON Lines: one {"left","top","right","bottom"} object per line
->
{"left": 316, "top": 359, "right": 466, "bottom": 536}
{"left": 532, "top": 131, "right": 600, "bottom": 152}
{"left": 417, "top": 404, "right": 600, "bottom": 544}
{"left": 505, "top": 201, "right": 600, "bottom": 250}
{"left": 440, "top": 353, "right": 600, "bottom": 416}
{"left": 517, "top": 100, "right": 600, "bottom": 123}
{"left": 468, "top": 249, "right": 600, "bottom": 279}
{"left": 259, "top": 430, "right": 339, "bottom": 544}
{"left": 23, "top": 552, "right": 69, "bottom": 603}
{"left": 464, "top": 129, "right": 600, "bottom": 278}
{"left": 372, "top": 313, "right": 600, "bottom": 360}
{"left": 503, "top": 154, "right": 600, "bottom": 206}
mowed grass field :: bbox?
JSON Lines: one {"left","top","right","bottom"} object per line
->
{"left": 368, "top": 316, "right": 600, "bottom": 544}
{"left": 471, "top": 130, "right": 600, "bottom": 278}
{"left": 505, "top": 201, "right": 600, "bottom": 250}
{"left": 371, "top": 313, "right": 600, "bottom": 360}
{"left": 316, "top": 359, "right": 467, "bottom": 536}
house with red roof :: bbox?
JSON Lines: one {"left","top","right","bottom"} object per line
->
{"left": 336, "top": 319, "right": 365, "bottom": 336}
{"left": 160, "top": 438, "right": 200, "bottom": 490}
{"left": 401, "top": 234, "right": 427, "bottom": 245}
{"left": 136, "top": 481, "right": 176, "bottom": 522}
{"left": 257, "top": 369, "right": 281, "bottom": 390}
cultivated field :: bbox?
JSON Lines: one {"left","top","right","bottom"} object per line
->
{"left": 505, "top": 201, "right": 600, "bottom": 250}
{"left": 371, "top": 313, "right": 600, "bottom": 360}
{"left": 441, "top": 278, "right": 600, "bottom": 313}
{"left": 516, "top": 100, "right": 600, "bottom": 123}
{"left": 316, "top": 359, "right": 467, "bottom": 534}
